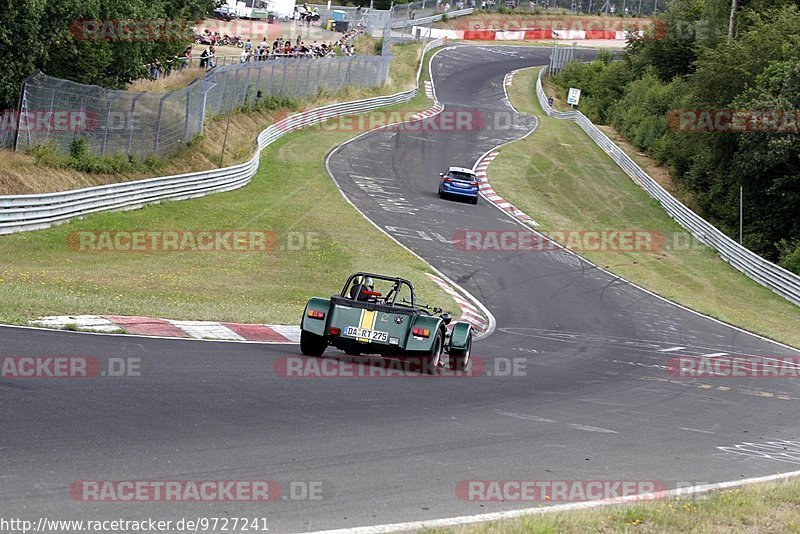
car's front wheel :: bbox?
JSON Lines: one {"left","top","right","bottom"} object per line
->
{"left": 300, "top": 329, "right": 327, "bottom": 356}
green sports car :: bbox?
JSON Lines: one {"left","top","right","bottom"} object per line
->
{"left": 300, "top": 273, "right": 473, "bottom": 373}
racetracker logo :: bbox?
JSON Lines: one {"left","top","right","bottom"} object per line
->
{"left": 0, "top": 110, "right": 101, "bottom": 133}
{"left": 452, "top": 16, "right": 651, "bottom": 33}
{"left": 69, "top": 19, "right": 195, "bottom": 42}
{"left": 667, "top": 110, "right": 800, "bottom": 133}
{"left": 456, "top": 480, "right": 668, "bottom": 502}
{"left": 69, "top": 480, "right": 282, "bottom": 502}
{"left": 65, "top": 230, "right": 320, "bottom": 253}
{"left": 453, "top": 230, "right": 667, "bottom": 253}
{"left": 273, "top": 356, "right": 528, "bottom": 378}
{"left": 273, "top": 109, "right": 506, "bottom": 133}
{"left": 668, "top": 356, "right": 800, "bottom": 378}
{"left": 0, "top": 357, "right": 140, "bottom": 378}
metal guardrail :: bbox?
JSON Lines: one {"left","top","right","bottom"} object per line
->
{"left": 536, "top": 66, "right": 800, "bottom": 307}
{"left": 0, "top": 38, "right": 445, "bottom": 235}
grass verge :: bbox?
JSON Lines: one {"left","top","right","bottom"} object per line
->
{"left": 0, "top": 43, "right": 458, "bottom": 325}
{"left": 490, "top": 66, "right": 800, "bottom": 348}
{"left": 430, "top": 478, "right": 800, "bottom": 533}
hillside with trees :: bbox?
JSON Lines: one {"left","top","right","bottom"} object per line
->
{"left": 551, "top": 0, "right": 800, "bottom": 273}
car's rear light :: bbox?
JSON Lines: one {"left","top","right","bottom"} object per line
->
{"left": 412, "top": 327, "right": 430, "bottom": 338}
{"left": 307, "top": 310, "right": 325, "bottom": 319}
{"left": 470, "top": 181, "right": 479, "bottom": 186}
{"left": 329, "top": 327, "right": 341, "bottom": 336}
{"left": 444, "top": 177, "right": 453, "bottom": 183}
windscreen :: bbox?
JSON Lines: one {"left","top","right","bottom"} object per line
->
{"left": 448, "top": 171, "right": 475, "bottom": 182}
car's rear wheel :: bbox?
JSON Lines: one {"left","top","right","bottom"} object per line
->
{"left": 300, "top": 329, "right": 327, "bottom": 356}
{"left": 419, "top": 329, "right": 444, "bottom": 374}
{"left": 449, "top": 331, "right": 472, "bottom": 371}
{"left": 471, "top": 196, "right": 478, "bottom": 205}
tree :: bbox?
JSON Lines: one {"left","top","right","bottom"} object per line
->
{"left": 0, "top": 0, "right": 214, "bottom": 111}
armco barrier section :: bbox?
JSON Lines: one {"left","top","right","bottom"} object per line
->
{"left": 0, "top": 38, "right": 445, "bottom": 235}
{"left": 536, "top": 66, "right": 800, "bottom": 307}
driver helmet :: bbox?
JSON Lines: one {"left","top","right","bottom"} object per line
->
{"left": 362, "top": 276, "right": 374, "bottom": 289}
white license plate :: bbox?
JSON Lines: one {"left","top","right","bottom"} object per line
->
{"left": 344, "top": 326, "right": 389, "bottom": 342}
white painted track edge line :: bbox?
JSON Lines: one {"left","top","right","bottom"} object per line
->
{"left": 296, "top": 468, "right": 800, "bottom": 534}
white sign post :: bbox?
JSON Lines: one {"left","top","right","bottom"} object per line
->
{"left": 567, "top": 87, "right": 581, "bottom": 108}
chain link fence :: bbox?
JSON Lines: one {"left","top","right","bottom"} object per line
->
{"left": 13, "top": 54, "right": 390, "bottom": 159}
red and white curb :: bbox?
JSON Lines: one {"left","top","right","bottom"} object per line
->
{"left": 30, "top": 315, "right": 300, "bottom": 343}
{"left": 475, "top": 151, "right": 538, "bottom": 227}
{"left": 424, "top": 80, "right": 435, "bottom": 99}
{"left": 427, "top": 274, "right": 489, "bottom": 334}
{"left": 409, "top": 101, "right": 444, "bottom": 121}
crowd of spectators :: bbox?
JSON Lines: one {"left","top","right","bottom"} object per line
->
{"left": 149, "top": 19, "right": 365, "bottom": 77}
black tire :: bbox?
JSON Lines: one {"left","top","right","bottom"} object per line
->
{"left": 300, "top": 329, "right": 327, "bottom": 356}
{"left": 237, "top": 41, "right": 244, "bottom": 48}
{"left": 419, "top": 329, "right": 444, "bottom": 374}
{"left": 449, "top": 331, "right": 472, "bottom": 371}
{"left": 471, "top": 196, "right": 478, "bottom": 205}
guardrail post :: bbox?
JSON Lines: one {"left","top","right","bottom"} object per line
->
{"left": 252, "top": 66, "right": 263, "bottom": 110}
{"left": 184, "top": 88, "right": 192, "bottom": 143}
{"left": 152, "top": 94, "right": 167, "bottom": 155}
{"left": 100, "top": 97, "right": 113, "bottom": 156}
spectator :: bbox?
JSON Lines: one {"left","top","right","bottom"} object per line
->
{"left": 179, "top": 46, "right": 192, "bottom": 70}
{"left": 149, "top": 59, "right": 160, "bottom": 79}
{"left": 240, "top": 48, "right": 249, "bottom": 63}
{"left": 200, "top": 45, "right": 215, "bottom": 69}
{"left": 296, "top": 34, "right": 301, "bottom": 46}
{"left": 245, "top": 39, "right": 252, "bottom": 53}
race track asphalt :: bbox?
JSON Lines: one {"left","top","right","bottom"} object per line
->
{"left": 1, "top": 45, "right": 799, "bottom": 533}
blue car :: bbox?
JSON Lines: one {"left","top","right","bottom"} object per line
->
{"left": 438, "top": 166, "right": 480, "bottom": 205}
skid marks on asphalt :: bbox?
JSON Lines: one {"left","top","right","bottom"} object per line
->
{"left": 494, "top": 409, "right": 618, "bottom": 434}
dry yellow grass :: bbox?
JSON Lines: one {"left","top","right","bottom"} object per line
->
{"left": 126, "top": 68, "right": 206, "bottom": 93}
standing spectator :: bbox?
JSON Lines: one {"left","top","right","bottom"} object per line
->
{"left": 296, "top": 34, "right": 301, "bottom": 46}
{"left": 179, "top": 46, "right": 192, "bottom": 70}
{"left": 149, "top": 59, "right": 160, "bottom": 79}
{"left": 245, "top": 39, "right": 252, "bottom": 53}
{"left": 201, "top": 45, "right": 215, "bottom": 69}
{"left": 610, "top": 2, "right": 616, "bottom": 15}
{"left": 411, "top": 9, "right": 416, "bottom": 19}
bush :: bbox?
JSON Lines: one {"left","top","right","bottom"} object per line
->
{"left": 609, "top": 71, "right": 687, "bottom": 162}
{"left": 70, "top": 136, "right": 89, "bottom": 159}
{"left": 778, "top": 241, "right": 800, "bottom": 275}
